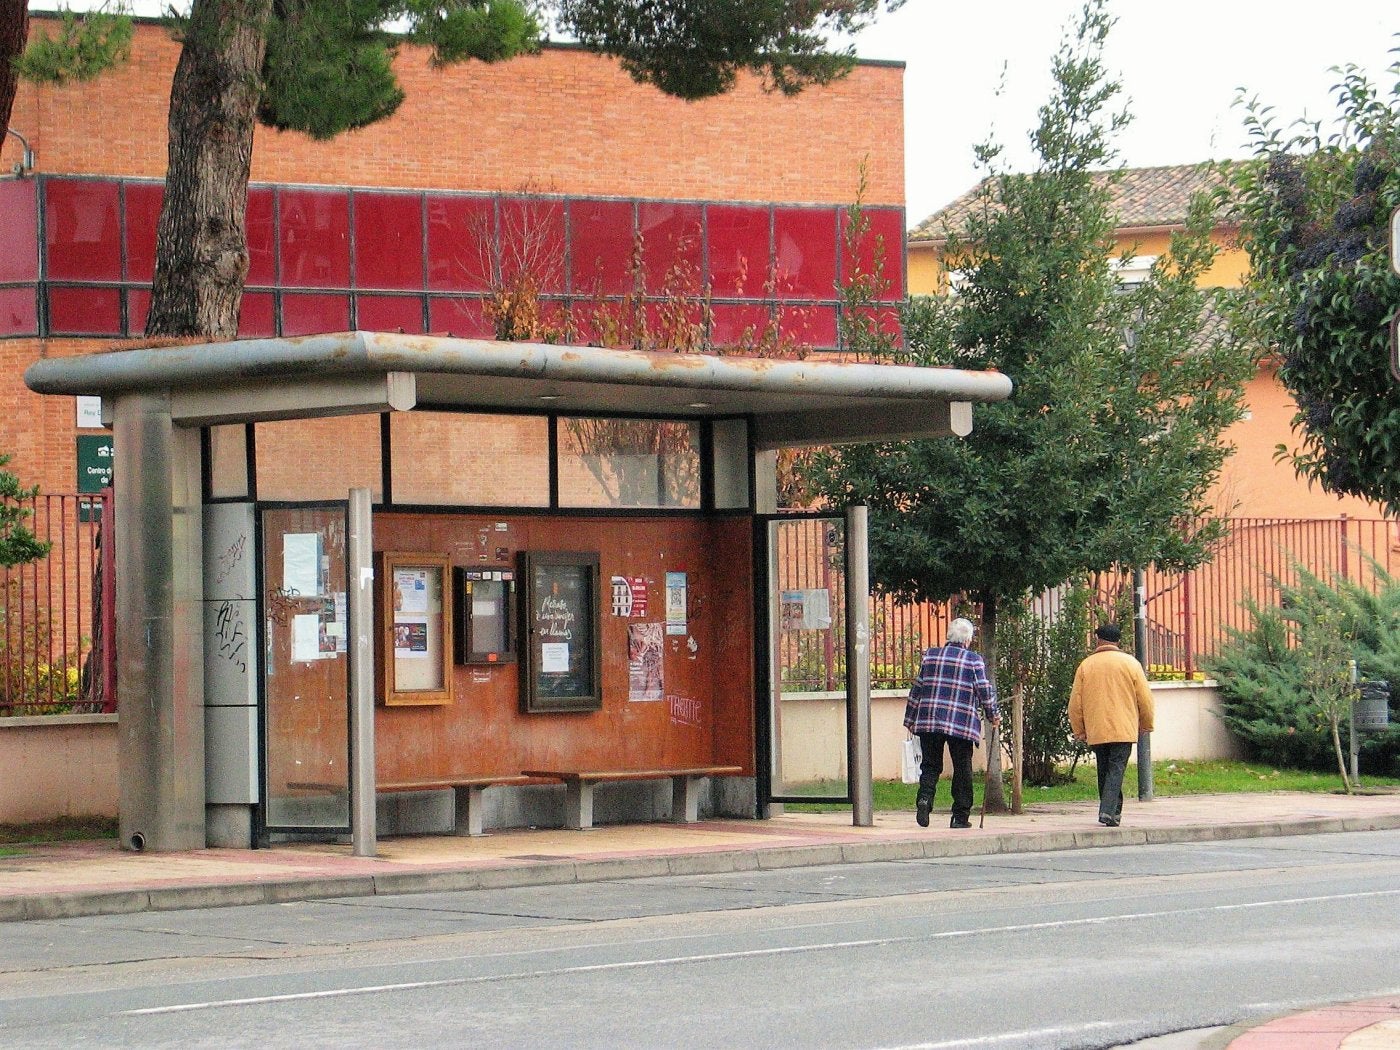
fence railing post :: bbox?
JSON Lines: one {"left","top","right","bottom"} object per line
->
{"left": 1182, "top": 570, "right": 1195, "bottom": 682}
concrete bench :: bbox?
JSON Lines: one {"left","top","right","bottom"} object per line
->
{"left": 288, "top": 775, "right": 529, "bottom": 836}
{"left": 521, "top": 766, "right": 743, "bottom": 830}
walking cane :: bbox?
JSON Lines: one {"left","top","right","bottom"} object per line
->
{"left": 979, "top": 722, "right": 998, "bottom": 829}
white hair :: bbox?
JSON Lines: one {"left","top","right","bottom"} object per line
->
{"left": 947, "top": 618, "right": 975, "bottom": 645}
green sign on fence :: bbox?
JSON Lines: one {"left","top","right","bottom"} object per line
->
{"left": 77, "top": 435, "right": 113, "bottom": 522}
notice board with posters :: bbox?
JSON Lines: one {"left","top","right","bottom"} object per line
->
{"left": 377, "top": 551, "right": 453, "bottom": 706}
{"left": 519, "top": 550, "right": 601, "bottom": 713}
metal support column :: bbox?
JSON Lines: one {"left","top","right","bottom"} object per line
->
{"left": 1134, "top": 568, "right": 1153, "bottom": 801}
{"left": 845, "top": 505, "right": 873, "bottom": 827}
{"left": 113, "top": 391, "right": 205, "bottom": 851}
{"left": 348, "top": 488, "right": 376, "bottom": 857}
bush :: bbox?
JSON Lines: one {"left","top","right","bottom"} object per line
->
{"left": 1206, "top": 566, "right": 1400, "bottom": 776}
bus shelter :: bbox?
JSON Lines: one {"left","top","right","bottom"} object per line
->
{"left": 25, "top": 332, "right": 1011, "bottom": 853}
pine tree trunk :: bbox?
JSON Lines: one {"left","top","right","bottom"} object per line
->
{"left": 0, "top": 0, "right": 28, "bottom": 138}
{"left": 981, "top": 594, "right": 1008, "bottom": 812}
{"left": 146, "top": 0, "right": 272, "bottom": 339}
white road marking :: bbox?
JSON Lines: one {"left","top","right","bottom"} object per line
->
{"left": 119, "top": 887, "right": 1400, "bottom": 1018}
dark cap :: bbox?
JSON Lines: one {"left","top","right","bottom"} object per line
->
{"left": 1095, "top": 623, "right": 1122, "bottom": 643}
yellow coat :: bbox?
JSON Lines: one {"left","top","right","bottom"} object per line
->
{"left": 1068, "top": 644, "right": 1155, "bottom": 745}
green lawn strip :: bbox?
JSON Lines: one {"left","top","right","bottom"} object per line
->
{"left": 0, "top": 815, "right": 118, "bottom": 846}
{"left": 786, "top": 760, "right": 1400, "bottom": 813}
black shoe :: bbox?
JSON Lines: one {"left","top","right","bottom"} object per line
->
{"left": 950, "top": 817, "right": 972, "bottom": 829}
{"left": 916, "top": 797, "right": 931, "bottom": 828}
{"left": 1098, "top": 814, "right": 1120, "bottom": 827}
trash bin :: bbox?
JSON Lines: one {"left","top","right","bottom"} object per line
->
{"left": 1355, "top": 680, "right": 1391, "bottom": 730}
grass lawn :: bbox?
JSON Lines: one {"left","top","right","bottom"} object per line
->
{"left": 788, "top": 760, "right": 1400, "bottom": 813}
{"left": 0, "top": 815, "right": 118, "bottom": 847}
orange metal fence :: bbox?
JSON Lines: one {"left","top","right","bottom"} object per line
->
{"left": 777, "top": 515, "right": 1400, "bottom": 691}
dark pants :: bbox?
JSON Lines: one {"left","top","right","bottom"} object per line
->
{"left": 1092, "top": 742, "right": 1134, "bottom": 821}
{"left": 917, "top": 732, "right": 975, "bottom": 823}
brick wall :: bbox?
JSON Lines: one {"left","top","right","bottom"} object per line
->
{"left": 3, "top": 19, "right": 904, "bottom": 208}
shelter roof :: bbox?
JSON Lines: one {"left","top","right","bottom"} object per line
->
{"left": 24, "top": 332, "right": 1013, "bottom": 449}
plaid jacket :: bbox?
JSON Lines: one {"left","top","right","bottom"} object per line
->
{"left": 903, "top": 642, "right": 999, "bottom": 743}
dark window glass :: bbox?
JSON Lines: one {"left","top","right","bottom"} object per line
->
{"left": 773, "top": 207, "right": 839, "bottom": 301}
{"left": 123, "top": 181, "right": 163, "bottom": 283}
{"left": 638, "top": 202, "right": 703, "bottom": 295}
{"left": 48, "top": 285, "right": 122, "bottom": 335}
{"left": 841, "top": 207, "right": 905, "bottom": 302}
{"left": 281, "top": 292, "right": 350, "bottom": 336}
{"left": 279, "top": 188, "right": 350, "bottom": 288}
{"left": 45, "top": 179, "right": 121, "bottom": 282}
{"left": 246, "top": 187, "right": 277, "bottom": 286}
{"left": 570, "top": 198, "right": 634, "bottom": 297}
{"left": 0, "top": 179, "right": 38, "bottom": 282}
{"left": 0, "top": 287, "right": 37, "bottom": 336}
{"left": 706, "top": 204, "right": 769, "bottom": 300}
{"left": 354, "top": 192, "right": 424, "bottom": 290}
{"left": 357, "top": 294, "right": 425, "bottom": 334}
{"left": 426, "top": 194, "right": 495, "bottom": 292}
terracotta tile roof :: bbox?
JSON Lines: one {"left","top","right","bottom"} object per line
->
{"left": 910, "top": 163, "right": 1235, "bottom": 242}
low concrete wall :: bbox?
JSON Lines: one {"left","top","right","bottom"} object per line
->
{"left": 2, "top": 682, "right": 1244, "bottom": 822}
{"left": 0, "top": 714, "right": 119, "bottom": 823}
{"left": 782, "top": 680, "right": 1242, "bottom": 783}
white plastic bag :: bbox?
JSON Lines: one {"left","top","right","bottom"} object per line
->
{"left": 901, "top": 734, "right": 921, "bottom": 784}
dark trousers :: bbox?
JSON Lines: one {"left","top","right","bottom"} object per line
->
{"left": 917, "top": 732, "right": 975, "bottom": 823}
{"left": 1092, "top": 742, "right": 1134, "bottom": 821}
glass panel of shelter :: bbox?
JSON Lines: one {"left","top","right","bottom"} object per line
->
{"left": 766, "top": 515, "right": 850, "bottom": 806}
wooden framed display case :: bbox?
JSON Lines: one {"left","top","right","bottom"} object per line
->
{"left": 378, "top": 552, "right": 454, "bottom": 706}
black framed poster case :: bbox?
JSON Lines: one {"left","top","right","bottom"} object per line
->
{"left": 519, "top": 550, "right": 602, "bottom": 713}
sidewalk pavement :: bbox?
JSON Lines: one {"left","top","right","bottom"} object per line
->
{"left": 3, "top": 789, "right": 1399, "bottom": 1048}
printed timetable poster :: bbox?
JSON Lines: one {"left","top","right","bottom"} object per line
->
{"left": 665, "top": 572, "right": 687, "bottom": 635}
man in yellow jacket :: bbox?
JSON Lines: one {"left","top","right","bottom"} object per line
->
{"left": 1069, "top": 623, "right": 1155, "bottom": 827}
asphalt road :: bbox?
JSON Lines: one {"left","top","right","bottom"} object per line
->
{"left": 2, "top": 830, "right": 1399, "bottom": 1049}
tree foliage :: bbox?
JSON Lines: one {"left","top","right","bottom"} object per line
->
{"left": 803, "top": 0, "right": 1250, "bottom": 618}
{"left": 17, "top": 0, "right": 901, "bottom": 339}
{"left": 799, "top": 1, "right": 1253, "bottom": 805}
{"left": 1230, "top": 57, "right": 1400, "bottom": 513}
{"left": 1207, "top": 565, "right": 1400, "bottom": 777}
{"left": 0, "top": 453, "right": 50, "bottom": 568}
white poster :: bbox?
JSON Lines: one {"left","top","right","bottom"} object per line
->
{"left": 394, "top": 568, "right": 431, "bottom": 613}
{"left": 282, "top": 533, "right": 321, "bottom": 596}
{"left": 540, "top": 641, "right": 570, "bottom": 673}
{"left": 291, "top": 613, "right": 322, "bottom": 661}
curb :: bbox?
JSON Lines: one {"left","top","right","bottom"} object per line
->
{"left": 4, "top": 813, "right": 1400, "bottom": 924}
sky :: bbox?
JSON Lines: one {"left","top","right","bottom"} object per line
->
{"left": 848, "top": 1, "right": 1399, "bottom": 224}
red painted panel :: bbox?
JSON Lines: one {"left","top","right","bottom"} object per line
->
{"left": 368, "top": 513, "right": 755, "bottom": 782}
{"left": 849, "top": 304, "right": 904, "bottom": 349}
{"left": 127, "top": 287, "right": 150, "bottom": 335}
{"left": 710, "top": 303, "right": 772, "bottom": 350}
{"left": 47, "top": 285, "right": 123, "bottom": 335}
{"left": 499, "top": 196, "right": 565, "bottom": 295}
{"left": 358, "top": 294, "right": 425, "bottom": 334}
{"left": 0, "top": 178, "right": 39, "bottom": 282}
{"left": 638, "top": 202, "right": 703, "bottom": 295}
{"left": 246, "top": 187, "right": 277, "bottom": 286}
{"left": 279, "top": 188, "right": 350, "bottom": 288}
{"left": 779, "top": 304, "right": 838, "bottom": 351}
{"left": 281, "top": 292, "right": 350, "bottom": 336}
{"left": 706, "top": 204, "right": 769, "bottom": 299}
{"left": 123, "top": 182, "right": 163, "bottom": 282}
{"left": 428, "top": 295, "right": 492, "bottom": 338}
{"left": 774, "top": 207, "right": 838, "bottom": 301}
{"left": 44, "top": 179, "right": 122, "bottom": 282}
{"left": 354, "top": 192, "right": 424, "bottom": 291}
{"left": 237, "top": 291, "right": 277, "bottom": 337}
{"left": 841, "top": 207, "right": 905, "bottom": 301}
{"left": 0, "top": 287, "right": 37, "bottom": 336}
{"left": 570, "top": 198, "right": 634, "bottom": 297}
{"left": 427, "top": 194, "right": 495, "bottom": 292}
